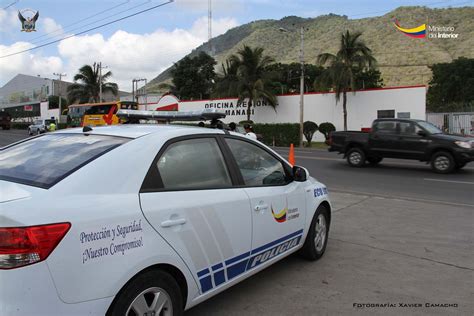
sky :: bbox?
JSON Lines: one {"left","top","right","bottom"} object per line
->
{"left": 0, "top": 0, "right": 472, "bottom": 91}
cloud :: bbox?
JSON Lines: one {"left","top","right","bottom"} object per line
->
{"left": 56, "top": 16, "right": 238, "bottom": 91}
{"left": 0, "top": 42, "right": 63, "bottom": 83}
{"left": 41, "top": 17, "right": 64, "bottom": 36}
{"left": 0, "top": 8, "right": 19, "bottom": 34}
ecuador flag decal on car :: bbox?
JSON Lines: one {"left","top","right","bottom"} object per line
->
{"left": 271, "top": 206, "right": 287, "bottom": 223}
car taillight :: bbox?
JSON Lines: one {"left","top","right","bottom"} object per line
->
{"left": 0, "top": 223, "right": 70, "bottom": 269}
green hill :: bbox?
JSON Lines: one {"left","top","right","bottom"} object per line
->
{"left": 147, "top": 6, "right": 474, "bottom": 93}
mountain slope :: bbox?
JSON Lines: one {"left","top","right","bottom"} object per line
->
{"left": 147, "top": 6, "right": 474, "bottom": 93}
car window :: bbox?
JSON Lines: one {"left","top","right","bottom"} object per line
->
{"left": 226, "top": 138, "right": 289, "bottom": 186}
{"left": 0, "top": 134, "right": 129, "bottom": 188}
{"left": 157, "top": 138, "right": 232, "bottom": 190}
{"left": 399, "top": 122, "right": 420, "bottom": 135}
{"left": 374, "top": 121, "right": 397, "bottom": 134}
{"left": 34, "top": 120, "right": 42, "bottom": 125}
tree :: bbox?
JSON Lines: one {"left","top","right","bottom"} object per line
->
{"left": 164, "top": 51, "right": 216, "bottom": 100}
{"left": 427, "top": 57, "right": 474, "bottom": 112}
{"left": 319, "top": 122, "right": 336, "bottom": 143}
{"left": 316, "top": 30, "right": 376, "bottom": 130}
{"left": 303, "top": 121, "right": 318, "bottom": 147}
{"left": 265, "top": 63, "right": 324, "bottom": 95}
{"left": 213, "top": 58, "right": 240, "bottom": 98}
{"left": 230, "top": 46, "right": 277, "bottom": 121}
{"left": 67, "top": 63, "right": 118, "bottom": 104}
{"left": 353, "top": 68, "right": 384, "bottom": 89}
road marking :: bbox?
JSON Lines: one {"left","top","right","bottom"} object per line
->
{"left": 330, "top": 188, "right": 474, "bottom": 208}
{"left": 424, "top": 178, "right": 474, "bottom": 185}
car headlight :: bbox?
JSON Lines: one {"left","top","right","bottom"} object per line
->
{"left": 454, "top": 141, "right": 471, "bottom": 149}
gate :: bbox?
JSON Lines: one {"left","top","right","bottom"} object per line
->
{"left": 426, "top": 112, "right": 474, "bottom": 135}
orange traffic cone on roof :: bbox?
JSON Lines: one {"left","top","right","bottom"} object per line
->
{"left": 288, "top": 143, "right": 295, "bottom": 166}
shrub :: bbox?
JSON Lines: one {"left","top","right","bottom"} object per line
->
{"left": 253, "top": 123, "right": 299, "bottom": 147}
{"left": 319, "top": 122, "right": 336, "bottom": 142}
{"left": 303, "top": 121, "right": 318, "bottom": 147}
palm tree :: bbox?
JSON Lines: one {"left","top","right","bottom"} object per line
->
{"left": 230, "top": 46, "right": 277, "bottom": 121}
{"left": 67, "top": 63, "right": 118, "bottom": 104}
{"left": 213, "top": 59, "right": 240, "bottom": 98}
{"left": 316, "top": 30, "right": 376, "bottom": 130}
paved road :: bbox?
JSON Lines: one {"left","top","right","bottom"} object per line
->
{"left": 1, "top": 130, "right": 473, "bottom": 206}
{"left": 274, "top": 147, "right": 474, "bottom": 206}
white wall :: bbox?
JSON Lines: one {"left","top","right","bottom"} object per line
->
{"left": 176, "top": 86, "right": 426, "bottom": 142}
{"left": 40, "top": 101, "right": 60, "bottom": 121}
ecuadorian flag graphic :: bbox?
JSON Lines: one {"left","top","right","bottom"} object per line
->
{"left": 393, "top": 19, "right": 426, "bottom": 38}
{"left": 271, "top": 206, "right": 287, "bottom": 223}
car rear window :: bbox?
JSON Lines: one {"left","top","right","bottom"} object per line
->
{"left": 0, "top": 134, "right": 129, "bottom": 188}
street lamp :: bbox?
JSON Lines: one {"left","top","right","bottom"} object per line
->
{"left": 279, "top": 26, "right": 306, "bottom": 148}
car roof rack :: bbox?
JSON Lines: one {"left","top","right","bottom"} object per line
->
{"left": 116, "top": 109, "right": 226, "bottom": 122}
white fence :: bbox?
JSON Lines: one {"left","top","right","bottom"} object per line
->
{"left": 426, "top": 112, "right": 474, "bottom": 135}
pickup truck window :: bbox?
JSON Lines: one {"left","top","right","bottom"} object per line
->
{"left": 399, "top": 122, "right": 421, "bottom": 135}
{"left": 374, "top": 121, "right": 397, "bottom": 133}
{"left": 417, "top": 121, "right": 443, "bottom": 134}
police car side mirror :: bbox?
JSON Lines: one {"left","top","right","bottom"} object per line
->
{"left": 293, "top": 166, "right": 307, "bottom": 182}
{"left": 417, "top": 130, "right": 427, "bottom": 137}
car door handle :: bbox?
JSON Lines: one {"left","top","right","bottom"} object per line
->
{"left": 160, "top": 218, "right": 186, "bottom": 227}
{"left": 254, "top": 204, "right": 269, "bottom": 212}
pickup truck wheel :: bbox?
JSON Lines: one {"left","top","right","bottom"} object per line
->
{"left": 347, "top": 148, "right": 366, "bottom": 167}
{"left": 367, "top": 157, "right": 383, "bottom": 165}
{"left": 431, "top": 151, "right": 455, "bottom": 174}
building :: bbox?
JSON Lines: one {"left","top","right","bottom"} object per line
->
{"left": 125, "top": 86, "right": 427, "bottom": 141}
{"left": 0, "top": 74, "right": 130, "bottom": 122}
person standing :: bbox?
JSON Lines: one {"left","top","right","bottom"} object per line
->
{"left": 244, "top": 123, "right": 257, "bottom": 140}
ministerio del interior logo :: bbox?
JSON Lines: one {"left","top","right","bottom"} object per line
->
{"left": 392, "top": 19, "right": 459, "bottom": 39}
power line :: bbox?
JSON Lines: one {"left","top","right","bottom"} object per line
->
{"left": 1, "top": 0, "right": 151, "bottom": 55}
{"left": 0, "top": 0, "right": 174, "bottom": 59}
{"left": 2, "top": 0, "right": 17, "bottom": 10}
{"left": 25, "top": 0, "right": 131, "bottom": 44}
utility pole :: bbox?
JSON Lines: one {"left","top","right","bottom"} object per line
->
{"left": 208, "top": 0, "right": 212, "bottom": 55}
{"left": 132, "top": 78, "right": 148, "bottom": 109}
{"left": 98, "top": 62, "right": 108, "bottom": 102}
{"left": 298, "top": 26, "right": 305, "bottom": 148}
{"left": 53, "top": 72, "right": 66, "bottom": 121}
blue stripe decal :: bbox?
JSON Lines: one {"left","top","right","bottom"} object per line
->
{"left": 251, "top": 229, "right": 303, "bottom": 255}
{"left": 197, "top": 268, "right": 209, "bottom": 278}
{"left": 197, "top": 229, "right": 304, "bottom": 293}
{"left": 225, "top": 251, "right": 250, "bottom": 266}
{"left": 213, "top": 270, "right": 226, "bottom": 286}
{"left": 211, "top": 263, "right": 223, "bottom": 271}
{"left": 199, "top": 275, "right": 213, "bottom": 293}
{"left": 226, "top": 259, "right": 249, "bottom": 280}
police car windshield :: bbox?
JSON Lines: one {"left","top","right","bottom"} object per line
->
{"left": 0, "top": 134, "right": 129, "bottom": 188}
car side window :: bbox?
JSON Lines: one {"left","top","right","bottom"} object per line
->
{"left": 226, "top": 138, "right": 289, "bottom": 186}
{"left": 374, "top": 121, "right": 397, "bottom": 134}
{"left": 157, "top": 138, "right": 232, "bottom": 190}
{"left": 399, "top": 122, "right": 422, "bottom": 135}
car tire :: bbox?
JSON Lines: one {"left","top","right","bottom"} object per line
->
{"left": 367, "top": 157, "right": 383, "bottom": 165}
{"left": 107, "top": 270, "right": 183, "bottom": 316}
{"left": 431, "top": 151, "right": 455, "bottom": 174}
{"left": 300, "top": 205, "right": 330, "bottom": 261}
{"left": 28, "top": 128, "right": 33, "bottom": 136}
{"left": 346, "top": 147, "right": 366, "bottom": 167}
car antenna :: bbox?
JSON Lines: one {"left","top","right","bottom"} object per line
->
{"left": 83, "top": 126, "right": 93, "bottom": 133}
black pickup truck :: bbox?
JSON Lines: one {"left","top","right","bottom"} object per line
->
{"left": 328, "top": 118, "right": 474, "bottom": 173}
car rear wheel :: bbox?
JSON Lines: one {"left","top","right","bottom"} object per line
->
{"left": 28, "top": 128, "right": 33, "bottom": 135}
{"left": 300, "top": 205, "right": 329, "bottom": 261}
{"left": 107, "top": 270, "right": 183, "bottom": 316}
{"left": 346, "top": 148, "right": 366, "bottom": 167}
{"left": 367, "top": 157, "right": 383, "bottom": 165}
{"left": 431, "top": 151, "right": 455, "bottom": 174}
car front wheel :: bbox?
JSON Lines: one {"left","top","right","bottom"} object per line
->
{"left": 300, "top": 204, "right": 329, "bottom": 261}
{"left": 107, "top": 270, "right": 183, "bottom": 316}
{"left": 346, "top": 147, "right": 366, "bottom": 167}
{"left": 431, "top": 151, "right": 455, "bottom": 174}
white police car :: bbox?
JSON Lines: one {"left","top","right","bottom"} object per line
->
{"left": 0, "top": 124, "right": 331, "bottom": 315}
